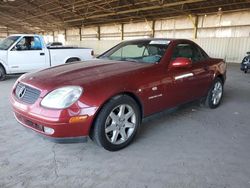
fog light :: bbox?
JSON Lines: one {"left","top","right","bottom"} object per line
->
{"left": 44, "top": 127, "right": 55, "bottom": 135}
{"left": 69, "top": 115, "right": 88, "bottom": 124}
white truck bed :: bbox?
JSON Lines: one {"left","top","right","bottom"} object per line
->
{"left": 48, "top": 47, "right": 93, "bottom": 67}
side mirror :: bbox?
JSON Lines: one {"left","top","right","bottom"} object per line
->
{"left": 170, "top": 57, "right": 192, "bottom": 69}
{"left": 247, "top": 52, "right": 250, "bottom": 55}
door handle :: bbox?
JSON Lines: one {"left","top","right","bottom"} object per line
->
{"left": 40, "top": 53, "right": 45, "bottom": 56}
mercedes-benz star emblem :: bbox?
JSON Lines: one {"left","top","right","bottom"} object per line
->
{"left": 18, "top": 86, "right": 26, "bottom": 99}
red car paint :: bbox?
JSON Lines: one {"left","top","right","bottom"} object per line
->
{"left": 10, "top": 39, "right": 226, "bottom": 141}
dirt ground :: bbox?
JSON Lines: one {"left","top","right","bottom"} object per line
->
{"left": 0, "top": 63, "right": 249, "bottom": 188}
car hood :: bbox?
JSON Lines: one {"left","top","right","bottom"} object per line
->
{"left": 20, "top": 59, "right": 151, "bottom": 94}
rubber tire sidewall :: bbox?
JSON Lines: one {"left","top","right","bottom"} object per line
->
{"left": 0, "top": 66, "right": 6, "bottom": 81}
{"left": 206, "top": 78, "right": 224, "bottom": 109}
{"left": 92, "top": 95, "right": 141, "bottom": 151}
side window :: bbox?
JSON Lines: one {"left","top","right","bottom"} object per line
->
{"left": 172, "top": 43, "right": 193, "bottom": 60}
{"left": 191, "top": 45, "right": 203, "bottom": 63}
{"left": 15, "top": 37, "right": 33, "bottom": 51}
{"left": 14, "top": 37, "right": 26, "bottom": 50}
{"left": 172, "top": 43, "right": 204, "bottom": 63}
{"left": 32, "top": 37, "right": 42, "bottom": 50}
{"left": 14, "top": 36, "right": 42, "bottom": 51}
{"left": 197, "top": 47, "right": 209, "bottom": 60}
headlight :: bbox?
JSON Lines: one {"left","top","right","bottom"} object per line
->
{"left": 41, "top": 86, "right": 83, "bottom": 109}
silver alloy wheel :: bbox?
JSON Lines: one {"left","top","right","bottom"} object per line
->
{"left": 211, "top": 81, "right": 223, "bottom": 105}
{"left": 105, "top": 104, "right": 136, "bottom": 145}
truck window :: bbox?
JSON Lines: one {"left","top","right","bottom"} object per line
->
{"left": 14, "top": 36, "right": 42, "bottom": 51}
{"left": 32, "top": 37, "right": 42, "bottom": 50}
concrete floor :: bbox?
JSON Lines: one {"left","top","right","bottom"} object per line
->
{"left": 0, "top": 64, "right": 250, "bottom": 188}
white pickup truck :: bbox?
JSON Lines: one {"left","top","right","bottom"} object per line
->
{"left": 0, "top": 34, "right": 93, "bottom": 80}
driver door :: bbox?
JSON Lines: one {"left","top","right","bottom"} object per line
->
{"left": 166, "top": 42, "right": 211, "bottom": 106}
{"left": 8, "top": 36, "right": 46, "bottom": 73}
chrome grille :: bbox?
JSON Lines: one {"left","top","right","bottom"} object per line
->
{"left": 15, "top": 83, "right": 41, "bottom": 104}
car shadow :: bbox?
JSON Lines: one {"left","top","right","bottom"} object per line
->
{"left": 223, "top": 83, "right": 249, "bottom": 103}
{"left": 5, "top": 74, "right": 23, "bottom": 81}
{"left": 138, "top": 100, "right": 202, "bottom": 138}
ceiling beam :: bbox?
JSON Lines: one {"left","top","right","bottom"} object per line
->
{"left": 64, "top": 0, "right": 206, "bottom": 23}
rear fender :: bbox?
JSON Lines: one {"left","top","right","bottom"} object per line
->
{"left": 64, "top": 56, "right": 81, "bottom": 64}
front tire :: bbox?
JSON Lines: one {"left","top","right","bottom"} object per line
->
{"left": 206, "top": 78, "right": 224, "bottom": 109}
{"left": 92, "top": 95, "right": 141, "bottom": 151}
{"left": 0, "top": 66, "right": 6, "bottom": 81}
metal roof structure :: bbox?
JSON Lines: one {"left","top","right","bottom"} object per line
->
{"left": 0, "top": 0, "right": 250, "bottom": 33}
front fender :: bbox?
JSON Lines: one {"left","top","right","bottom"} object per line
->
{"left": 0, "top": 50, "right": 9, "bottom": 73}
{"left": 0, "top": 60, "right": 9, "bottom": 74}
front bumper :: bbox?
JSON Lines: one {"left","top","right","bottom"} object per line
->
{"left": 11, "top": 94, "right": 97, "bottom": 143}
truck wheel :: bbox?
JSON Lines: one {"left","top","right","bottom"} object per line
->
{"left": 205, "top": 77, "right": 224, "bottom": 109}
{"left": 0, "top": 66, "right": 6, "bottom": 81}
{"left": 91, "top": 95, "right": 141, "bottom": 151}
{"left": 66, "top": 58, "right": 80, "bottom": 63}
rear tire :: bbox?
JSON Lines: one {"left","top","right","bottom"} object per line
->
{"left": 91, "top": 95, "right": 141, "bottom": 151}
{"left": 205, "top": 78, "right": 224, "bottom": 109}
{"left": 0, "top": 66, "right": 6, "bottom": 81}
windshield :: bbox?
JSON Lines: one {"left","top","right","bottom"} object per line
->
{"left": 98, "top": 39, "right": 170, "bottom": 64}
{"left": 0, "top": 36, "right": 20, "bottom": 50}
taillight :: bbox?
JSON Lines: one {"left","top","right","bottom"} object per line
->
{"left": 91, "top": 50, "right": 94, "bottom": 56}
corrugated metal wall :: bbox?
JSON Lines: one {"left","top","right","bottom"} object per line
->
{"left": 64, "top": 11, "right": 250, "bottom": 63}
{"left": 66, "top": 40, "right": 121, "bottom": 55}
{"left": 194, "top": 37, "right": 250, "bottom": 63}
{"left": 66, "top": 38, "right": 250, "bottom": 63}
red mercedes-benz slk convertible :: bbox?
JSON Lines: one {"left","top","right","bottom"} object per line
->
{"left": 10, "top": 39, "right": 226, "bottom": 151}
